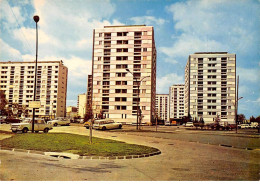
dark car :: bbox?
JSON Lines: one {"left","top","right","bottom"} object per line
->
{"left": 4, "top": 118, "right": 21, "bottom": 124}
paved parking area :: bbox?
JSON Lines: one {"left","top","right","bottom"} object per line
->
{"left": 0, "top": 123, "right": 259, "bottom": 181}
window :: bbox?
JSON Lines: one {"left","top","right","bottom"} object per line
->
{"left": 99, "top": 33, "right": 102, "bottom": 37}
{"left": 117, "top": 40, "right": 128, "bottom": 44}
{"left": 117, "top": 32, "right": 128, "bottom": 36}
{"left": 98, "top": 57, "right": 101, "bottom": 61}
{"left": 143, "top": 48, "right": 147, "bottom": 52}
{"left": 142, "top": 106, "right": 146, "bottom": 110}
{"left": 116, "top": 56, "right": 128, "bottom": 60}
{"left": 115, "top": 89, "right": 127, "bottom": 93}
{"left": 143, "top": 64, "right": 147, "bottom": 68}
{"left": 143, "top": 56, "right": 147, "bottom": 61}
{"left": 116, "top": 73, "right": 126, "bottom": 77}
{"left": 116, "top": 48, "right": 128, "bottom": 52}
{"left": 116, "top": 64, "right": 128, "bottom": 69}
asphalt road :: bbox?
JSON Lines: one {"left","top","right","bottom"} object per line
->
{"left": 0, "top": 124, "right": 259, "bottom": 181}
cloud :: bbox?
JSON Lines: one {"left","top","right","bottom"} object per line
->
{"left": 237, "top": 67, "right": 259, "bottom": 83}
{"left": 130, "top": 16, "right": 166, "bottom": 26}
{"left": 159, "top": 34, "right": 224, "bottom": 59}
{"left": 0, "top": 38, "right": 22, "bottom": 61}
{"left": 157, "top": 73, "right": 184, "bottom": 94}
{"left": 0, "top": 1, "right": 26, "bottom": 30}
{"left": 161, "top": 0, "right": 260, "bottom": 64}
{"left": 0, "top": 0, "right": 123, "bottom": 107}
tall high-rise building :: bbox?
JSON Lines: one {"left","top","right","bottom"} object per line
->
{"left": 91, "top": 25, "right": 156, "bottom": 124}
{"left": 0, "top": 61, "right": 68, "bottom": 117}
{"left": 185, "top": 52, "right": 236, "bottom": 124}
{"left": 169, "top": 84, "right": 185, "bottom": 119}
{"left": 155, "top": 94, "right": 169, "bottom": 122}
{"left": 77, "top": 93, "right": 87, "bottom": 118}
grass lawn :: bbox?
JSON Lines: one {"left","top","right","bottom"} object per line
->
{"left": 0, "top": 133, "right": 159, "bottom": 156}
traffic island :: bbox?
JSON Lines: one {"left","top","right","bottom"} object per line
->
{"left": 0, "top": 133, "right": 161, "bottom": 159}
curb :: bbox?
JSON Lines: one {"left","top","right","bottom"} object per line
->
{"left": 0, "top": 146, "right": 161, "bottom": 160}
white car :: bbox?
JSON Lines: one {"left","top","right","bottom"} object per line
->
{"left": 185, "top": 122, "right": 194, "bottom": 127}
{"left": 93, "top": 119, "right": 122, "bottom": 130}
{"left": 48, "top": 118, "right": 70, "bottom": 126}
{"left": 10, "top": 118, "right": 53, "bottom": 133}
{"left": 165, "top": 121, "right": 171, "bottom": 126}
{"left": 238, "top": 124, "right": 250, "bottom": 129}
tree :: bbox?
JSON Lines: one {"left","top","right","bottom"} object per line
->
{"left": 199, "top": 117, "right": 205, "bottom": 129}
{"left": 193, "top": 117, "right": 199, "bottom": 129}
{"left": 0, "top": 90, "right": 7, "bottom": 115}
{"left": 12, "top": 103, "right": 23, "bottom": 118}
{"left": 98, "top": 109, "right": 104, "bottom": 119}
{"left": 256, "top": 116, "right": 260, "bottom": 123}
{"left": 237, "top": 114, "right": 246, "bottom": 123}
{"left": 250, "top": 116, "right": 256, "bottom": 122}
{"left": 21, "top": 105, "right": 28, "bottom": 118}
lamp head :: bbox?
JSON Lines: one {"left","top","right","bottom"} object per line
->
{"left": 126, "top": 69, "right": 130, "bottom": 72}
{"left": 33, "top": 15, "right": 40, "bottom": 23}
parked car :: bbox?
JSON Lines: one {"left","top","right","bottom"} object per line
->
{"left": 47, "top": 118, "right": 70, "bottom": 126}
{"left": 10, "top": 118, "right": 53, "bottom": 133}
{"left": 93, "top": 119, "right": 122, "bottom": 130}
{"left": 249, "top": 122, "right": 259, "bottom": 129}
{"left": 83, "top": 120, "right": 92, "bottom": 129}
{"left": 2, "top": 118, "right": 21, "bottom": 124}
{"left": 165, "top": 121, "right": 171, "bottom": 126}
{"left": 238, "top": 124, "right": 250, "bottom": 129}
{"left": 185, "top": 122, "right": 194, "bottom": 127}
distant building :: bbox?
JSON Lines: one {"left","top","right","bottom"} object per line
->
{"left": 0, "top": 61, "right": 68, "bottom": 118}
{"left": 169, "top": 84, "right": 185, "bottom": 119}
{"left": 185, "top": 52, "right": 236, "bottom": 124}
{"left": 155, "top": 94, "right": 169, "bottom": 122}
{"left": 66, "top": 106, "right": 78, "bottom": 119}
{"left": 91, "top": 25, "right": 157, "bottom": 124}
{"left": 77, "top": 93, "right": 87, "bottom": 118}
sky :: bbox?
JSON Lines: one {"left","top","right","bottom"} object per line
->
{"left": 0, "top": 0, "right": 259, "bottom": 118}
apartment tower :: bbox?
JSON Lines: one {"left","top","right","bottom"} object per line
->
{"left": 185, "top": 52, "right": 236, "bottom": 124}
{"left": 169, "top": 84, "right": 185, "bottom": 119}
{"left": 0, "top": 61, "right": 68, "bottom": 117}
{"left": 92, "top": 25, "right": 156, "bottom": 124}
{"left": 155, "top": 94, "right": 169, "bottom": 122}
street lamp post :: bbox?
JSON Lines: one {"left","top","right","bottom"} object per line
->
{"left": 126, "top": 69, "right": 150, "bottom": 130}
{"left": 32, "top": 15, "right": 40, "bottom": 133}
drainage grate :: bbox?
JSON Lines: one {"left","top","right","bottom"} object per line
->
{"left": 50, "top": 155, "right": 71, "bottom": 159}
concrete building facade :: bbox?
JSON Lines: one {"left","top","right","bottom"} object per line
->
{"left": 155, "top": 94, "right": 169, "bottom": 122}
{"left": 185, "top": 52, "right": 236, "bottom": 124}
{"left": 169, "top": 84, "right": 185, "bottom": 119}
{"left": 91, "top": 25, "right": 156, "bottom": 124}
{"left": 77, "top": 93, "right": 87, "bottom": 118}
{"left": 0, "top": 61, "right": 68, "bottom": 118}
{"left": 86, "top": 74, "right": 92, "bottom": 113}
{"left": 66, "top": 106, "right": 78, "bottom": 119}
